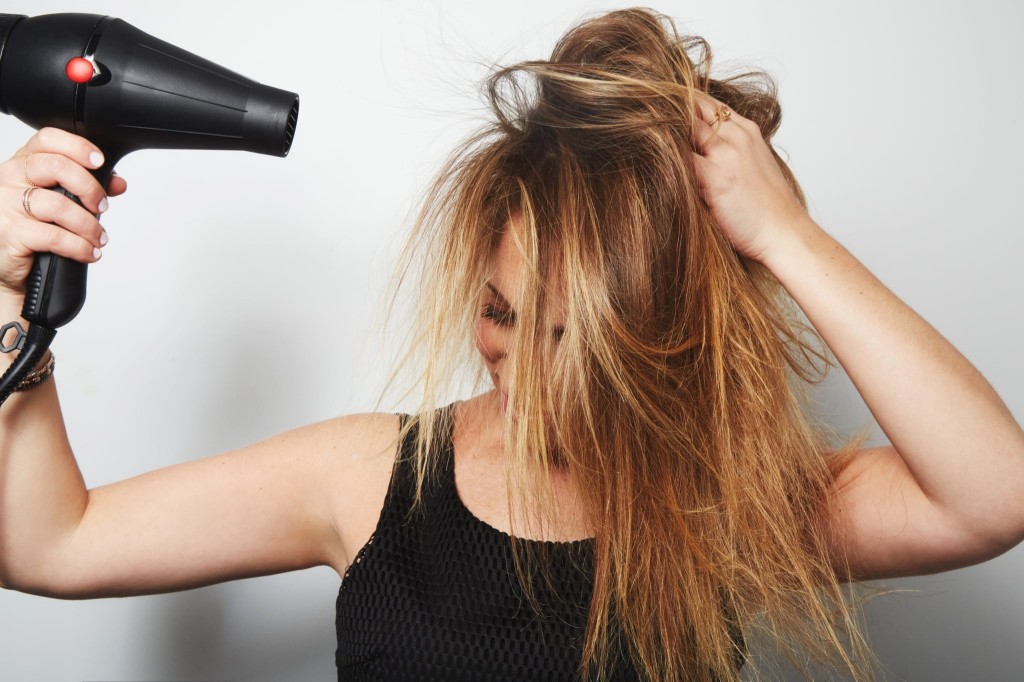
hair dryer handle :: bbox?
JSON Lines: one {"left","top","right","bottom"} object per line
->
{"left": 0, "top": 173, "right": 108, "bottom": 406}
{"left": 21, "top": 186, "right": 92, "bottom": 329}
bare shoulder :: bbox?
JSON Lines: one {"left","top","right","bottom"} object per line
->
{"left": 294, "top": 412, "right": 403, "bottom": 574}
{"left": 291, "top": 411, "right": 401, "bottom": 460}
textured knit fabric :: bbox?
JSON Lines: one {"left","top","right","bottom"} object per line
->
{"left": 335, "top": 403, "right": 746, "bottom": 681}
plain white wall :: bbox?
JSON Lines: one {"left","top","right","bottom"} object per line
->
{"left": 0, "top": 1, "right": 1021, "bottom": 680}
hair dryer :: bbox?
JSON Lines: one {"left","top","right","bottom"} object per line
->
{"left": 0, "top": 13, "right": 299, "bottom": 405}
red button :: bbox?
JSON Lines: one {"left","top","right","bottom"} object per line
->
{"left": 66, "top": 57, "right": 95, "bottom": 83}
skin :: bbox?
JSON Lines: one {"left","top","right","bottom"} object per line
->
{"left": 0, "top": 100, "right": 1021, "bottom": 599}
{"left": 689, "top": 94, "right": 1024, "bottom": 577}
{"left": 462, "top": 225, "right": 590, "bottom": 542}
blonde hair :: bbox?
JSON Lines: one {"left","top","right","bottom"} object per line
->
{"left": 379, "top": 7, "right": 877, "bottom": 681}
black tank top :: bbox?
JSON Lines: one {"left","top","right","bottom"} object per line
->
{"left": 334, "top": 404, "right": 745, "bottom": 680}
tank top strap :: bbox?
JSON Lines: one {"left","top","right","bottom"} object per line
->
{"left": 376, "top": 403, "right": 459, "bottom": 534}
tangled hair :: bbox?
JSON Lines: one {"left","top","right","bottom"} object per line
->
{"left": 380, "top": 7, "right": 877, "bottom": 681}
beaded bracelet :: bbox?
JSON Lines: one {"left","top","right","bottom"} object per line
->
{"left": 13, "top": 352, "right": 55, "bottom": 392}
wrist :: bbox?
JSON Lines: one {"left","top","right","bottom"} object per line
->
{"left": 756, "top": 215, "right": 830, "bottom": 274}
{"left": 0, "top": 288, "right": 25, "bottom": 319}
{"left": 0, "top": 294, "right": 51, "bottom": 375}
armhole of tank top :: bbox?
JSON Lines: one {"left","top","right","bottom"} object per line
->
{"left": 339, "top": 412, "right": 410, "bottom": 584}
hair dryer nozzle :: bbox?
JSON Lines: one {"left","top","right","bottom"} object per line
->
{"left": 246, "top": 85, "right": 299, "bottom": 157}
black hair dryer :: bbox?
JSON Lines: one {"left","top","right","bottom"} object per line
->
{"left": 0, "top": 13, "right": 299, "bottom": 405}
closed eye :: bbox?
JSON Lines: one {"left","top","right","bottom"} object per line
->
{"left": 482, "top": 281, "right": 564, "bottom": 341}
{"left": 480, "top": 303, "right": 516, "bottom": 327}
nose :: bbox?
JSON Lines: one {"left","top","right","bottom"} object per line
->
{"left": 484, "top": 342, "right": 508, "bottom": 368}
{"left": 490, "top": 342, "right": 508, "bottom": 362}
{"left": 476, "top": 319, "right": 511, "bottom": 366}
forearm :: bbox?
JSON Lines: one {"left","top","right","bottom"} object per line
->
{"left": 0, "top": 294, "right": 89, "bottom": 591}
{"left": 762, "top": 217, "right": 1024, "bottom": 545}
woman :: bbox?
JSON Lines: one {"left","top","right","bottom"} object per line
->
{"left": 0, "top": 7, "right": 1021, "bottom": 681}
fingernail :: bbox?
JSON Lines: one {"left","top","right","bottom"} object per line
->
{"left": 89, "top": 151, "right": 104, "bottom": 168}
{"left": 99, "top": 229, "right": 109, "bottom": 246}
{"left": 92, "top": 247, "right": 102, "bottom": 260}
{"left": 98, "top": 196, "right": 109, "bottom": 213}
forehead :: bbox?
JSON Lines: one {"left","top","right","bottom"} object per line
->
{"left": 486, "top": 218, "right": 566, "bottom": 321}
{"left": 490, "top": 222, "right": 527, "bottom": 278}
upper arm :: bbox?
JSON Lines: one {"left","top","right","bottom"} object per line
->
{"left": 822, "top": 445, "right": 1014, "bottom": 582}
{"left": 29, "top": 412, "right": 400, "bottom": 599}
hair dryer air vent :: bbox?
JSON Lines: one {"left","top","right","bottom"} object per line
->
{"left": 283, "top": 100, "right": 298, "bottom": 156}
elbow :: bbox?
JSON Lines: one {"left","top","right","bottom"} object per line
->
{"left": 0, "top": 555, "right": 92, "bottom": 600}
{"left": 927, "top": 491, "right": 1024, "bottom": 572}
{"left": 991, "top": 450, "right": 1024, "bottom": 553}
{"left": 975, "top": 527, "right": 1024, "bottom": 564}
{"left": 953, "top": 442, "right": 1024, "bottom": 559}
{"left": 0, "top": 576, "right": 97, "bottom": 601}
{"left": 1002, "top": 513, "right": 1024, "bottom": 556}
{"left": 957, "top": 508, "right": 1024, "bottom": 565}
{"left": 0, "top": 564, "right": 62, "bottom": 599}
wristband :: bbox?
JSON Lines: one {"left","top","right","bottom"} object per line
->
{"left": 12, "top": 352, "right": 54, "bottom": 392}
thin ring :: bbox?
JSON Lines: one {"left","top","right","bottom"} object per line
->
{"left": 22, "top": 186, "right": 39, "bottom": 220}
{"left": 23, "top": 154, "right": 38, "bottom": 188}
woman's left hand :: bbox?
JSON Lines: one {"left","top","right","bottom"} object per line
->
{"left": 690, "top": 93, "right": 809, "bottom": 262}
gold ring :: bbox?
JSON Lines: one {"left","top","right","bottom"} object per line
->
{"left": 22, "top": 186, "right": 39, "bottom": 219}
{"left": 710, "top": 106, "right": 732, "bottom": 127}
{"left": 23, "top": 154, "right": 37, "bottom": 188}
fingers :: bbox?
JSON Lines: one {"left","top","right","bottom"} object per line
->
{"left": 106, "top": 173, "right": 128, "bottom": 197}
{"left": 691, "top": 153, "right": 712, "bottom": 187}
{"left": 10, "top": 127, "right": 130, "bottom": 212}
{"left": 691, "top": 93, "right": 752, "bottom": 154}
{"left": 691, "top": 95, "right": 728, "bottom": 152}
{"left": 0, "top": 127, "right": 120, "bottom": 267}
{"left": 17, "top": 187, "right": 107, "bottom": 254}
{"left": 3, "top": 212, "right": 103, "bottom": 264}
{"left": 18, "top": 127, "right": 105, "bottom": 171}
{"left": 22, "top": 151, "right": 108, "bottom": 214}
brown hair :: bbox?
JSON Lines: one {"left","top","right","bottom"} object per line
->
{"left": 380, "top": 7, "right": 876, "bottom": 681}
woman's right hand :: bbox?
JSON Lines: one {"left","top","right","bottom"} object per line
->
{"left": 0, "top": 127, "right": 128, "bottom": 301}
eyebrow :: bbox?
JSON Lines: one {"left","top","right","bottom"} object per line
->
{"left": 484, "top": 281, "right": 565, "bottom": 337}
{"left": 485, "top": 282, "right": 511, "bottom": 307}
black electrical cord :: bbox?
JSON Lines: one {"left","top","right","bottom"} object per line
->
{"left": 0, "top": 324, "right": 56, "bottom": 405}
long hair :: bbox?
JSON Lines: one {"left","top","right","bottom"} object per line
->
{"left": 379, "top": 7, "right": 876, "bottom": 681}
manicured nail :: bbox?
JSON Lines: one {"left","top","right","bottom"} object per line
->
{"left": 89, "top": 151, "right": 104, "bottom": 168}
{"left": 99, "top": 229, "right": 109, "bottom": 246}
{"left": 92, "top": 247, "right": 102, "bottom": 260}
{"left": 98, "top": 196, "right": 109, "bottom": 213}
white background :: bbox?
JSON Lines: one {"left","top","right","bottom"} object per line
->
{"left": 0, "top": 1, "right": 1021, "bottom": 680}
